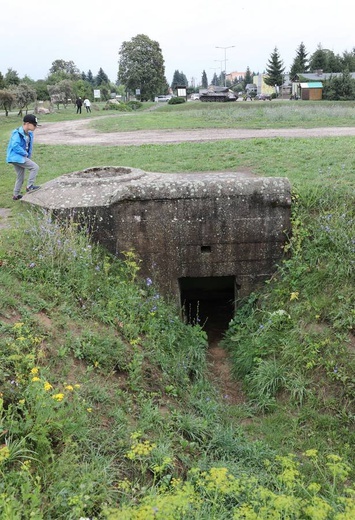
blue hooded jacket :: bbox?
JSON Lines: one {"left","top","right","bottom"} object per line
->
{"left": 6, "top": 126, "right": 34, "bottom": 164}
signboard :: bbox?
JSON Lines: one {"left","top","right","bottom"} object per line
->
{"left": 176, "top": 86, "right": 187, "bottom": 98}
{"left": 94, "top": 89, "right": 101, "bottom": 99}
{"left": 135, "top": 89, "right": 141, "bottom": 96}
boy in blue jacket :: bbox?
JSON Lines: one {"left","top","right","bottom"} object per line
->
{"left": 6, "top": 114, "right": 41, "bottom": 200}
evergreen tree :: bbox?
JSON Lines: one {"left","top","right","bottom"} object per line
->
{"left": 322, "top": 70, "right": 355, "bottom": 100}
{"left": 341, "top": 49, "right": 355, "bottom": 72}
{"left": 201, "top": 70, "right": 208, "bottom": 89}
{"left": 171, "top": 70, "right": 188, "bottom": 88}
{"left": 181, "top": 72, "right": 188, "bottom": 87}
{"left": 95, "top": 68, "right": 109, "bottom": 86}
{"left": 118, "top": 34, "right": 167, "bottom": 100}
{"left": 309, "top": 44, "right": 328, "bottom": 72}
{"left": 309, "top": 45, "right": 342, "bottom": 73}
{"left": 171, "top": 70, "right": 180, "bottom": 89}
{"left": 219, "top": 71, "right": 225, "bottom": 86}
{"left": 264, "top": 47, "right": 285, "bottom": 87}
{"left": 243, "top": 66, "right": 253, "bottom": 89}
{"left": 87, "top": 70, "right": 94, "bottom": 85}
{"left": 327, "top": 52, "right": 342, "bottom": 73}
{"left": 290, "top": 42, "right": 309, "bottom": 77}
{"left": 211, "top": 73, "right": 219, "bottom": 86}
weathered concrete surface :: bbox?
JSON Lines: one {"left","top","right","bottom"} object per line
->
{"left": 24, "top": 167, "right": 291, "bottom": 302}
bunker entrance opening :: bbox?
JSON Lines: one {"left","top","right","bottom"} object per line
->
{"left": 179, "top": 276, "right": 236, "bottom": 343}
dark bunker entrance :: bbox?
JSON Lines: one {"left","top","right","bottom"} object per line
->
{"left": 179, "top": 276, "right": 236, "bottom": 343}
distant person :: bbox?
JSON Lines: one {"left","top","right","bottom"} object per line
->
{"left": 83, "top": 98, "right": 91, "bottom": 113}
{"left": 76, "top": 97, "right": 83, "bottom": 114}
{"left": 6, "top": 114, "right": 41, "bottom": 200}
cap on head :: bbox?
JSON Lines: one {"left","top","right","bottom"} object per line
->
{"left": 23, "top": 114, "right": 40, "bottom": 126}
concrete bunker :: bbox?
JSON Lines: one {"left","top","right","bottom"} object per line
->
{"left": 23, "top": 166, "right": 292, "bottom": 333}
{"left": 180, "top": 276, "right": 237, "bottom": 339}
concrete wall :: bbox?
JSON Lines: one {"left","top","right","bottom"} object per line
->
{"left": 23, "top": 167, "right": 291, "bottom": 304}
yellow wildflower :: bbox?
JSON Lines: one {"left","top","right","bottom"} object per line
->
{"left": 13, "top": 322, "right": 24, "bottom": 329}
{"left": 87, "top": 407, "right": 93, "bottom": 413}
{"left": 65, "top": 385, "right": 74, "bottom": 391}
{"left": 0, "top": 445, "right": 10, "bottom": 463}
{"left": 30, "top": 367, "right": 39, "bottom": 375}
{"left": 52, "top": 393, "right": 64, "bottom": 402}
{"left": 117, "top": 478, "right": 132, "bottom": 492}
{"left": 31, "top": 376, "right": 40, "bottom": 382}
{"left": 308, "top": 482, "right": 321, "bottom": 494}
{"left": 290, "top": 291, "right": 299, "bottom": 301}
{"left": 304, "top": 449, "right": 318, "bottom": 459}
{"left": 44, "top": 382, "right": 53, "bottom": 392}
{"left": 74, "top": 384, "right": 81, "bottom": 389}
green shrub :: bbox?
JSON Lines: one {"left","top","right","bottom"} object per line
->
{"left": 168, "top": 96, "right": 186, "bottom": 105}
{"left": 126, "top": 100, "right": 143, "bottom": 110}
{"left": 103, "top": 101, "right": 131, "bottom": 111}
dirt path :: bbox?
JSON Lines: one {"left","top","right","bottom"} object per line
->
{"left": 35, "top": 117, "right": 355, "bottom": 146}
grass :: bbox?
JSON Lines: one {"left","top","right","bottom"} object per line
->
{"left": 90, "top": 100, "right": 355, "bottom": 132}
{"left": 0, "top": 102, "right": 354, "bottom": 518}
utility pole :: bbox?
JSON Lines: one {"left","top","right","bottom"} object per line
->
{"left": 216, "top": 45, "right": 235, "bottom": 87}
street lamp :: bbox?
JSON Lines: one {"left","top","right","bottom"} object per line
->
{"left": 216, "top": 45, "right": 235, "bottom": 87}
{"left": 214, "top": 60, "right": 223, "bottom": 86}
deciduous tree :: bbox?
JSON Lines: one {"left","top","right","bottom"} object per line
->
{"left": 5, "top": 68, "right": 20, "bottom": 86}
{"left": 118, "top": 34, "right": 167, "bottom": 101}
{"left": 14, "top": 83, "right": 37, "bottom": 116}
{"left": 0, "top": 89, "right": 15, "bottom": 116}
{"left": 49, "top": 59, "right": 80, "bottom": 78}
{"left": 47, "top": 80, "right": 74, "bottom": 108}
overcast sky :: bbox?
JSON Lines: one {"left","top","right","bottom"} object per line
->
{"left": 1, "top": 0, "right": 353, "bottom": 86}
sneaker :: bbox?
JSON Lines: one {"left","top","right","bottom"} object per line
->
{"left": 12, "top": 194, "right": 23, "bottom": 200}
{"left": 26, "top": 185, "right": 41, "bottom": 192}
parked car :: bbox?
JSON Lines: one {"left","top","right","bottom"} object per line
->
{"left": 190, "top": 93, "right": 200, "bottom": 100}
{"left": 154, "top": 95, "right": 172, "bottom": 102}
{"left": 255, "top": 94, "right": 272, "bottom": 101}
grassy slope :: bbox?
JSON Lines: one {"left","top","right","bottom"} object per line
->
{"left": 0, "top": 102, "right": 354, "bottom": 518}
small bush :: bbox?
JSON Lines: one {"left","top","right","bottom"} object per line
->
{"left": 103, "top": 102, "right": 131, "bottom": 111}
{"left": 126, "top": 100, "right": 143, "bottom": 110}
{"left": 168, "top": 96, "right": 186, "bottom": 105}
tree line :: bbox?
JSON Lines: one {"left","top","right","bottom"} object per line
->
{"left": 0, "top": 60, "right": 120, "bottom": 116}
{"left": 2, "top": 37, "right": 355, "bottom": 114}
{"left": 263, "top": 43, "right": 355, "bottom": 99}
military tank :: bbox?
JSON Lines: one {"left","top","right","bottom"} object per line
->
{"left": 199, "top": 86, "right": 237, "bottom": 102}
